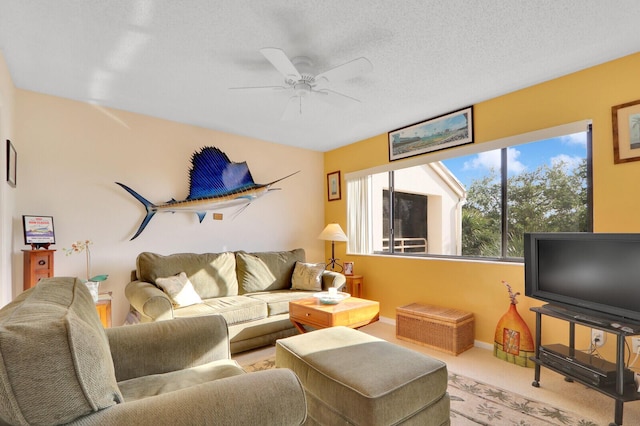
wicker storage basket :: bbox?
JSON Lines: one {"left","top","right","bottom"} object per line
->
{"left": 396, "top": 303, "right": 474, "bottom": 355}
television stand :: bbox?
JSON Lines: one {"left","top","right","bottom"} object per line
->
{"left": 531, "top": 305, "right": 640, "bottom": 426}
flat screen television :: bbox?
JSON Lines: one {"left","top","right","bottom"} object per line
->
{"left": 524, "top": 232, "right": 640, "bottom": 324}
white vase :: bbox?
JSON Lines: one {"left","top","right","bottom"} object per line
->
{"left": 85, "top": 281, "right": 100, "bottom": 303}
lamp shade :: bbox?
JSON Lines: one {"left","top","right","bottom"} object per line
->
{"left": 318, "top": 223, "right": 348, "bottom": 242}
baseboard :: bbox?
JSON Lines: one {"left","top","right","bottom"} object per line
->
{"left": 378, "top": 315, "right": 492, "bottom": 351}
{"left": 474, "top": 340, "right": 493, "bottom": 351}
{"left": 379, "top": 315, "right": 395, "bottom": 325}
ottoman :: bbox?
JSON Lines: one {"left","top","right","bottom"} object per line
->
{"left": 276, "top": 326, "right": 450, "bottom": 425}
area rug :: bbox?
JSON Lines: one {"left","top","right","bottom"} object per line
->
{"left": 241, "top": 357, "right": 598, "bottom": 426}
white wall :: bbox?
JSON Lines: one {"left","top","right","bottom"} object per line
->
{"left": 12, "top": 89, "right": 326, "bottom": 324}
{"left": 0, "top": 50, "right": 16, "bottom": 308}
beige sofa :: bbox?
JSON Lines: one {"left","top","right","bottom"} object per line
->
{"left": 125, "top": 248, "right": 345, "bottom": 354}
{"left": 0, "top": 277, "right": 307, "bottom": 425}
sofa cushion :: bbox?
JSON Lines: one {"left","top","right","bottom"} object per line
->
{"left": 156, "top": 272, "right": 203, "bottom": 307}
{"left": 236, "top": 249, "right": 305, "bottom": 294}
{"left": 137, "top": 252, "right": 238, "bottom": 298}
{"left": 0, "top": 277, "right": 122, "bottom": 426}
{"left": 245, "top": 291, "right": 316, "bottom": 316}
{"left": 290, "top": 262, "right": 325, "bottom": 291}
{"left": 167, "top": 302, "right": 220, "bottom": 318}
{"left": 173, "top": 296, "right": 267, "bottom": 326}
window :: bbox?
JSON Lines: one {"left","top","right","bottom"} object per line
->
{"left": 382, "top": 190, "right": 428, "bottom": 253}
{"left": 346, "top": 122, "right": 592, "bottom": 260}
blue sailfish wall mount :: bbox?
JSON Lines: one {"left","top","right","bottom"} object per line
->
{"left": 116, "top": 146, "right": 298, "bottom": 240}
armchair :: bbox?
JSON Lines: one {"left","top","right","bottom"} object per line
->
{"left": 0, "top": 277, "right": 306, "bottom": 425}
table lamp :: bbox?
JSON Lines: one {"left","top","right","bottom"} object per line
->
{"left": 318, "top": 223, "right": 348, "bottom": 271}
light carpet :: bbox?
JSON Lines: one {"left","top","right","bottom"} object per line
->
{"left": 241, "top": 356, "right": 598, "bottom": 426}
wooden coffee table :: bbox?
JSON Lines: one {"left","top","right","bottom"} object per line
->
{"left": 289, "top": 296, "right": 380, "bottom": 333}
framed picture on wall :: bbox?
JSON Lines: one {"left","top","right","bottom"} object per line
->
{"left": 327, "top": 171, "right": 341, "bottom": 201}
{"left": 612, "top": 99, "right": 640, "bottom": 164}
{"left": 6, "top": 140, "right": 16, "bottom": 187}
{"left": 23, "top": 215, "right": 56, "bottom": 248}
{"left": 388, "top": 106, "right": 474, "bottom": 161}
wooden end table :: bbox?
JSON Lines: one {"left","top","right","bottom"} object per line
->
{"left": 96, "top": 292, "right": 112, "bottom": 328}
{"left": 345, "top": 274, "right": 363, "bottom": 297}
{"left": 289, "top": 296, "right": 379, "bottom": 333}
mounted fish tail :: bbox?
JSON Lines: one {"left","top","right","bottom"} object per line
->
{"left": 115, "top": 183, "right": 158, "bottom": 240}
{"left": 116, "top": 147, "right": 299, "bottom": 240}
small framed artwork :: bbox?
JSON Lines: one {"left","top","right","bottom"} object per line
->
{"left": 22, "top": 215, "right": 56, "bottom": 249}
{"left": 6, "top": 140, "right": 16, "bottom": 187}
{"left": 612, "top": 99, "right": 640, "bottom": 164}
{"left": 327, "top": 170, "right": 341, "bottom": 201}
{"left": 344, "top": 261, "right": 354, "bottom": 276}
{"left": 388, "top": 106, "right": 473, "bottom": 161}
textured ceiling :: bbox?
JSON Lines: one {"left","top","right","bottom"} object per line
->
{"left": 1, "top": 1, "right": 639, "bottom": 152}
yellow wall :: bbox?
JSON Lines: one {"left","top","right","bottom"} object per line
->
{"left": 325, "top": 52, "right": 640, "bottom": 353}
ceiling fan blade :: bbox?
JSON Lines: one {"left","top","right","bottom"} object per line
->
{"left": 315, "top": 57, "right": 372, "bottom": 86}
{"left": 314, "top": 89, "right": 361, "bottom": 107}
{"left": 260, "top": 47, "right": 302, "bottom": 82}
{"left": 229, "top": 85, "right": 289, "bottom": 92}
{"left": 281, "top": 96, "right": 303, "bottom": 120}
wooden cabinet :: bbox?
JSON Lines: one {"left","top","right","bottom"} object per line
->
{"left": 344, "top": 274, "right": 364, "bottom": 298}
{"left": 23, "top": 249, "right": 55, "bottom": 290}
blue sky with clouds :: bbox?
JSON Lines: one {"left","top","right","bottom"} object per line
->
{"left": 441, "top": 132, "right": 587, "bottom": 189}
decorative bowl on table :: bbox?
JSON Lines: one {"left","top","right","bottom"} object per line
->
{"left": 314, "top": 291, "right": 350, "bottom": 305}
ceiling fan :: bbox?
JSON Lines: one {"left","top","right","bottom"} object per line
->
{"left": 231, "top": 47, "right": 373, "bottom": 120}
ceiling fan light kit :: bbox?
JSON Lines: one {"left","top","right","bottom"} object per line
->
{"left": 231, "top": 47, "right": 372, "bottom": 120}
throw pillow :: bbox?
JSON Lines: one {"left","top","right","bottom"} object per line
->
{"left": 156, "top": 272, "right": 203, "bottom": 307}
{"left": 291, "top": 262, "right": 325, "bottom": 291}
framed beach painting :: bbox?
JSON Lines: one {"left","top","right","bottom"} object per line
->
{"left": 388, "top": 106, "right": 473, "bottom": 161}
{"left": 612, "top": 99, "right": 640, "bottom": 164}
